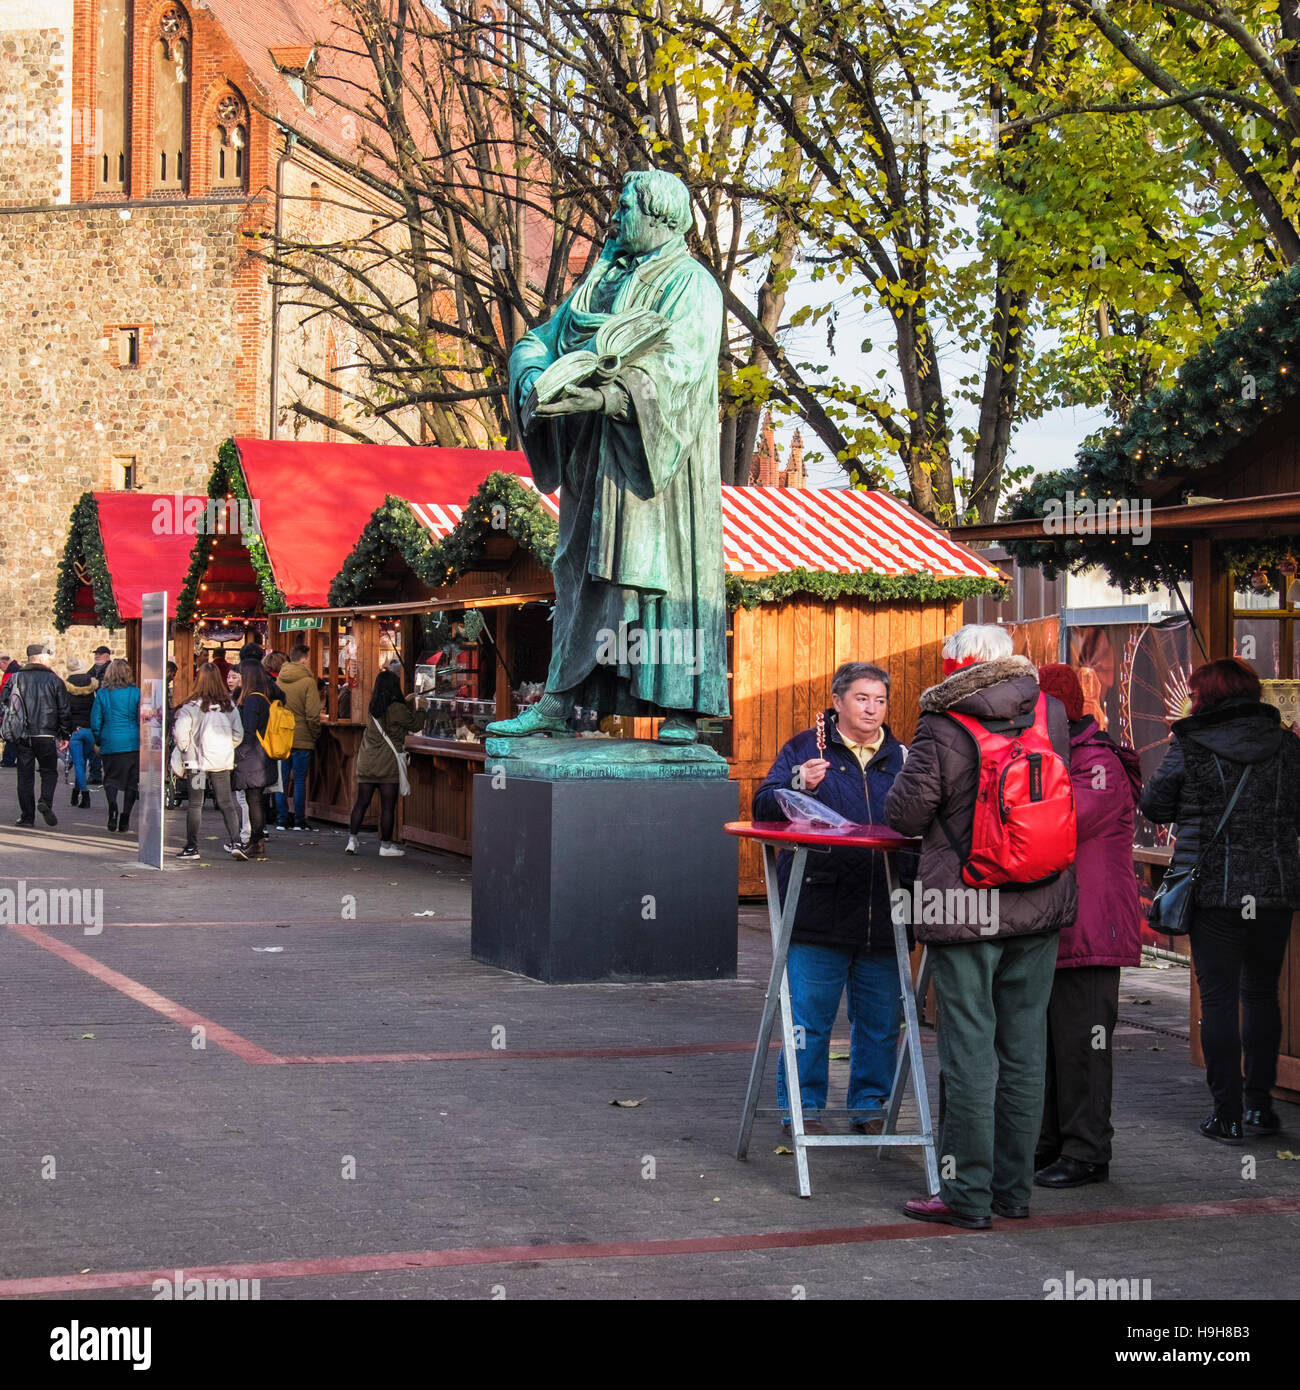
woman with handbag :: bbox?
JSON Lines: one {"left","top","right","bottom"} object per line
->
{"left": 232, "top": 660, "right": 277, "bottom": 859}
{"left": 172, "top": 664, "right": 246, "bottom": 860}
{"left": 346, "top": 670, "right": 418, "bottom": 857}
{"left": 1141, "top": 658, "right": 1300, "bottom": 1144}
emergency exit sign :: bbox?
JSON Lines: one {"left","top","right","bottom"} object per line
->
{"left": 278, "top": 616, "right": 323, "bottom": 631}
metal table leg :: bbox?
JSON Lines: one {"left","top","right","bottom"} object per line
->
{"left": 882, "top": 858, "right": 939, "bottom": 1194}
{"left": 736, "top": 843, "right": 812, "bottom": 1196}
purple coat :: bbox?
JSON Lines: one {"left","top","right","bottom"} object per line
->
{"left": 1057, "top": 717, "right": 1142, "bottom": 969}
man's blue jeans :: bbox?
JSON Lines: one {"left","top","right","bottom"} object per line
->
{"left": 275, "top": 749, "right": 312, "bottom": 824}
{"left": 69, "top": 728, "right": 97, "bottom": 791}
{"left": 776, "top": 942, "right": 902, "bottom": 1117}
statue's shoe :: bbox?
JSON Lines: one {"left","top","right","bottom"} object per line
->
{"left": 485, "top": 705, "right": 571, "bottom": 737}
{"left": 656, "top": 715, "right": 698, "bottom": 744}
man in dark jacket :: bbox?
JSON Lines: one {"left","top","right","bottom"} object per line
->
{"left": 752, "top": 661, "right": 909, "bottom": 1134}
{"left": 1, "top": 644, "right": 72, "bottom": 827}
{"left": 885, "top": 626, "right": 1077, "bottom": 1229}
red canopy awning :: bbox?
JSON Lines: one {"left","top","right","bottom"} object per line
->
{"left": 233, "top": 439, "right": 532, "bottom": 607}
{"left": 93, "top": 493, "right": 207, "bottom": 621}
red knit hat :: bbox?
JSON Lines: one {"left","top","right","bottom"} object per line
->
{"left": 1038, "top": 663, "right": 1083, "bottom": 720}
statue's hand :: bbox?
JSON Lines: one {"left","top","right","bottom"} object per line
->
{"left": 535, "top": 385, "right": 605, "bottom": 417}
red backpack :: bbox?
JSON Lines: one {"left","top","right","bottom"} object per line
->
{"left": 942, "top": 694, "right": 1076, "bottom": 888}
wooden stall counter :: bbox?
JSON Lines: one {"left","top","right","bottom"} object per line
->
{"left": 400, "top": 734, "right": 486, "bottom": 856}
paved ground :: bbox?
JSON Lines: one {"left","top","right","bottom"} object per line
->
{"left": 1, "top": 769, "right": 1297, "bottom": 1318}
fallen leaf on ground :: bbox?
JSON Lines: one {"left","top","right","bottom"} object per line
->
{"left": 78, "top": 1034, "right": 94, "bottom": 1040}
{"left": 1277, "top": 1149, "right": 1299, "bottom": 1160}
{"left": 829, "top": 1052, "right": 850, "bottom": 1061}
{"left": 611, "top": 1098, "right": 645, "bottom": 1108}
{"left": 412, "top": 910, "right": 437, "bottom": 917}
{"left": 775, "top": 1145, "right": 793, "bottom": 1156}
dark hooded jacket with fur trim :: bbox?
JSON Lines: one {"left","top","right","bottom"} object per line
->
{"left": 1139, "top": 696, "right": 1300, "bottom": 910}
{"left": 884, "top": 655, "right": 1077, "bottom": 945}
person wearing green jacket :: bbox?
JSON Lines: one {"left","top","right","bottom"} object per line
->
{"left": 346, "top": 670, "right": 418, "bottom": 857}
{"left": 274, "top": 644, "right": 322, "bottom": 831}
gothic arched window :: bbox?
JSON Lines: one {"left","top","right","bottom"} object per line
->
{"left": 94, "top": 0, "right": 131, "bottom": 192}
{"left": 209, "top": 89, "right": 248, "bottom": 191}
{"left": 152, "top": 4, "right": 191, "bottom": 192}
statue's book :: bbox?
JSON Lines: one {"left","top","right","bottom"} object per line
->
{"left": 532, "top": 310, "right": 671, "bottom": 404}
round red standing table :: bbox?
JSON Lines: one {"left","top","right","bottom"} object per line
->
{"left": 725, "top": 821, "right": 938, "bottom": 1198}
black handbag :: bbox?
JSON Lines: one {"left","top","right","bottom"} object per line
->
{"left": 1148, "top": 762, "right": 1251, "bottom": 936}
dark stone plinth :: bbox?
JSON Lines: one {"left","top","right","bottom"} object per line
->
{"left": 471, "top": 773, "right": 739, "bottom": 983}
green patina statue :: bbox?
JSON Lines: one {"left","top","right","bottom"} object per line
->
{"left": 485, "top": 170, "right": 730, "bottom": 747}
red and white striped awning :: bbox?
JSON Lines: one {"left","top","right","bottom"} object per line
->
{"left": 720, "top": 486, "right": 995, "bottom": 578}
{"left": 411, "top": 483, "right": 992, "bottom": 580}
{"left": 410, "top": 482, "right": 560, "bottom": 541}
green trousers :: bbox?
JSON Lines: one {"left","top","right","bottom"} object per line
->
{"left": 929, "top": 930, "right": 1060, "bottom": 1217}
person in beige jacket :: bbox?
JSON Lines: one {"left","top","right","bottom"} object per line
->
{"left": 275, "top": 643, "right": 322, "bottom": 831}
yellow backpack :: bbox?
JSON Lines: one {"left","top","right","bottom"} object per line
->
{"left": 256, "top": 697, "right": 296, "bottom": 760}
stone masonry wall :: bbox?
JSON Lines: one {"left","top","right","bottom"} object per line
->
{"left": 0, "top": 25, "right": 69, "bottom": 207}
{"left": 0, "top": 199, "right": 269, "bottom": 656}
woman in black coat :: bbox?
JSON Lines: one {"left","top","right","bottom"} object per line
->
{"left": 1141, "top": 658, "right": 1300, "bottom": 1144}
{"left": 233, "top": 660, "right": 276, "bottom": 858}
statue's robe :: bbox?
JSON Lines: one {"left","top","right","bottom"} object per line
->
{"left": 510, "top": 237, "right": 730, "bottom": 717}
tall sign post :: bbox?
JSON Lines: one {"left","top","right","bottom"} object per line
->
{"left": 137, "top": 591, "right": 167, "bottom": 868}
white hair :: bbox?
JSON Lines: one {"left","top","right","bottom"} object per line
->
{"left": 943, "top": 624, "right": 1013, "bottom": 664}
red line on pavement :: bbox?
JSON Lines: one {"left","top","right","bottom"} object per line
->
{"left": 3, "top": 1196, "right": 1297, "bottom": 1296}
{"left": 6, "top": 923, "right": 283, "bottom": 1065}
{"left": 52, "top": 918, "right": 468, "bottom": 928}
{"left": 277, "top": 1041, "right": 766, "bottom": 1063}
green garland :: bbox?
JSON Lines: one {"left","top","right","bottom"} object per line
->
{"left": 176, "top": 439, "right": 286, "bottom": 622}
{"left": 328, "top": 472, "right": 560, "bottom": 607}
{"left": 725, "top": 568, "right": 1007, "bottom": 610}
{"left": 329, "top": 474, "right": 1006, "bottom": 610}
{"left": 53, "top": 492, "right": 122, "bottom": 631}
{"left": 1000, "top": 263, "right": 1300, "bottom": 591}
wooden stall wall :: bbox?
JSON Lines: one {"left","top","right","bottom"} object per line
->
{"left": 731, "top": 597, "right": 960, "bottom": 896}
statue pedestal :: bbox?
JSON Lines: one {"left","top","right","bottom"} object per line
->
{"left": 470, "top": 756, "right": 738, "bottom": 983}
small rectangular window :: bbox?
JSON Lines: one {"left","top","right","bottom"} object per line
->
{"left": 118, "top": 152, "right": 125, "bottom": 182}
{"left": 235, "top": 148, "right": 243, "bottom": 178}
{"left": 160, "top": 151, "right": 167, "bottom": 180}
{"left": 111, "top": 456, "right": 138, "bottom": 490}
{"left": 118, "top": 328, "right": 139, "bottom": 367}
{"left": 176, "top": 150, "right": 183, "bottom": 180}
{"left": 219, "top": 148, "right": 226, "bottom": 178}
{"left": 102, "top": 154, "right": 109, "bottom": 182}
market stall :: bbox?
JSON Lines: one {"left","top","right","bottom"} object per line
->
{"left": 316, "top": 474, "right": 1003, "bottom": 886}
{"left": 955, "top": 261, "right": 1300, "bottom": 1096}
{"left": 173, "top": 437, "right": 536, "bottom": 834}
{"left": 53, "top": 491, "right": 205, "bottom": 668}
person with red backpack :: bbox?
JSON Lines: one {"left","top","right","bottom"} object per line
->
{"left": 1034, "top": 664, "right": 1142, "bottom": 1188}
{"left": 885, "top": 625, "right": 1077, "bottom": 1229}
